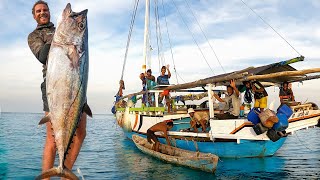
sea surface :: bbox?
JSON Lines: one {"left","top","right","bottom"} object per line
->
{"left": 0, "top": 112, "right": 319, "bottom": 180}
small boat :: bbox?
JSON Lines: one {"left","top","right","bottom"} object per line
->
{"left": 132, "top": 134, "right": 219, "bottom": 173}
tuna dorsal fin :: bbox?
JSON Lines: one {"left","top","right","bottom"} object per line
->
{"left": 83, "top": 103, "right": 93, "bottom": 117}
{"left": 39, "top": 114, "right": 51, "bottom": 125}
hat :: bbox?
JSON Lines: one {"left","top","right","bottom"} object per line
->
{"left": 187, "top": 108, "right": 195, "bottom": 114}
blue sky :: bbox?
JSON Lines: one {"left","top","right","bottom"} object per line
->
{"left": 0, "top": 0, "right": 320, "bottom": 114}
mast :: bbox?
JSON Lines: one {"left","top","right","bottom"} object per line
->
{"left": 142, "top": 0, "right": 150, "bottom": 73}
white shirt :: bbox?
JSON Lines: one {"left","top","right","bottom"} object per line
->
{"left": 223, "top": 93, "right": 240, "bottom": 116}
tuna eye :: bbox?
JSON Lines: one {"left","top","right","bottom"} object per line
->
{"left": 78, "top": 22, "right": 85, "bottom": 30}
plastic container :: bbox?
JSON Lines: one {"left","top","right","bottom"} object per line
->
{"left": 253, "top": 123, "right": 268, "bottom": 135}
{"left": 240, "top": 104, "right": 245, "bottom": 117}
{"left": 277, "top": 104, "right": 293, "bottom": 119}
{"left": 247, "top": 108, "right": 260, "bottom": 125}
{"left": 272, "top": 113, "right": 289, "bottom": 131}
{"left": 267, "top": 129, "right": 281, "bottom": 142}
{"left": 259, "top": 109, "right": 279, "bottom": 128}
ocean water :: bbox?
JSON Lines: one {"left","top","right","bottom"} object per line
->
{"left": 0, "top": 112, "right": 319, "bottom": 180}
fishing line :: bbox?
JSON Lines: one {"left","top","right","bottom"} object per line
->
{"left": 185, "top": 0, "right": 226, "bottom": 73}
{"left": 120, "top": 0, "right": 140, "bottom": 80}
{"left": 240, "top": 0, "right": 302, "bottom": 56}
{"left": 77, "top": 168, "right": 85, "bottom": 180}
{"left": 171, "top": 0, "right": 215, "bottom": 75}
{"left": 161, "top": 0, "right": 180, "bottom": 84}
{"left": 294, "top": 131, "right": 315, "bottom": 152}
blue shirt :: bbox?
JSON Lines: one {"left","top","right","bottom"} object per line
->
{"left": 157, "top": 75, "right": 170, "bottom": 85}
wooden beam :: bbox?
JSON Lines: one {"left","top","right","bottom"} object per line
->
{"left": 241, "top": 68, "right": 320, "bottom": 81}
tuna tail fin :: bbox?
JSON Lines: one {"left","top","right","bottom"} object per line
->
{"left": 35, "top": 167, "right": 79, "bottom": 180}
{"left": 83, "top": 103, "right": 93, "bottom": 117}
{"left": 38, "top": 114, "right": 51, "bottom": 125}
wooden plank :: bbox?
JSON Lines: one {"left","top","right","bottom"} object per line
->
{"left": 241, "top": 68, "right": 320, "bottom": 81}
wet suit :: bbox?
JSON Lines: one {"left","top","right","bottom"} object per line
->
{"left": 28, "top": 22, "right": 55, "bottom": 112}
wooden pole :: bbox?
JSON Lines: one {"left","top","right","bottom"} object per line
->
{"left": 165, "top": 72, "right": 249, "bottom": 91}
{"left": 120, "top": 68, "right": 320, "bottom": 100}
{"left": 241, "top": 68, "right": 320, "bottom": 81}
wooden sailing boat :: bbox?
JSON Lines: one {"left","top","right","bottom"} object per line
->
{"left": 114, "top": 0, "right": 320, "bottom": 158}
{"left": 132, "top": 135, "right": 219, "bottom": 173}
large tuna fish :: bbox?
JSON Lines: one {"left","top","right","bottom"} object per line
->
{"left": 36, "top": 3, "right": 92, "bottom": 180}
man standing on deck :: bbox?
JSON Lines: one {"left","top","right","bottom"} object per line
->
{"left": 147, "top": 120, "right": 174, "bottom": 152}
{"left": 157, "top": 65, "right": 172, "bottom": 111}
{"left": 146, "top": 69, "right": 156, "bottom": 106}
{"left": 27, "top": 1, "right": 87, "bottom": 177}
{"left": 244, "top": 81, "right": 268, "bottom": 112}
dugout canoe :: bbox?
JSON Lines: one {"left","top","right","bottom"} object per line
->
{"left": 132, "top": 135, "right": 219, "bottom": 173}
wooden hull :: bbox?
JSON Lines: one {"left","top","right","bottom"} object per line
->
{"left": 132, "top": 135, "right": 219, "bottom": 173}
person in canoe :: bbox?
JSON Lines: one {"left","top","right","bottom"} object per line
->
{"left": 147, "top": 120, "right": 174, "bottom": 152}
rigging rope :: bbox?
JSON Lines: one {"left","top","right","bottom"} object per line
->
{"left": 161, "top": 0, "right": 180, "bottom": 84}
{"left": 154, "top": 0, "right": 165, "bottom": 67}
{"left": 185, "top": 0, "right": 226, "bottom": 73}
{"left": 171, "top": 0, "right": 215, "bottom": 75}
{"left": 120, "top": 0, "right": 140, "bottom": 80}
{"left": 240, "top": 0, "right": 302, "bottom": 56}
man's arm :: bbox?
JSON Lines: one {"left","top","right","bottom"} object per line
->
{"left": 28, "top": 33, "right": 50, "bottom": 65}
{"left": 290, "top": 89, "right": 295, "bottom": 101}
{"left": 230, "top": 79, "right": 240, "bottom": 97}
{"left": 166, "top": 65, "right": 171, "bottom": 78}
{"left": 212, "top": 93, "right": 224, "bottom": 102}
{"left": 163, "top": 129, "right": 171, "bottom": 146}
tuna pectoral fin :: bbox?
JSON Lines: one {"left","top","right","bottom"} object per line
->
{"left": 38, "top": 115, "right": 51, "bottom": 125}
{"left": 83, "top": 103, "right": 93, "bottom": 117}
{"left": 35, "top": 167, "right": 79, "bottom": 180}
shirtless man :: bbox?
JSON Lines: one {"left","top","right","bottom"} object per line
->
{"left": 147, "top": 120, "right": 174, "bottom": 152}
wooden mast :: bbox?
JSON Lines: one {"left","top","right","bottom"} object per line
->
{"left": 142, "top": 0, "right": 150, "bottom": 74}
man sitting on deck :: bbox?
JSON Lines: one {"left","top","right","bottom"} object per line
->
{"left": 279, "top": 82, "right": 296, "bottom": 105}
{"left": 212, "top": 80, "right": 240, "bottom": 119}
{"left": 188, "top": 108, "right": 209, "bottom": 133}
{"left": 147, "top": 120, "right": 174, "bottom": 152}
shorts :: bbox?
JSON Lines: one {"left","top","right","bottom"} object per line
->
{"left": 254, "top": 96, "right": 268, "bottom": 109}
{"left": 41, "top": 80, "right": 49, "bottom": 112}
{"left": 147, "top": 129, "right": 158, "bottom": 144}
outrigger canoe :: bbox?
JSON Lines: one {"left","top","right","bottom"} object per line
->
{"left": 132, "top": 135, "right": 219, "bottom": 173}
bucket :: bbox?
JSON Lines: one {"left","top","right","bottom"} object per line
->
{"left": 277, "top": 104, "right": 293, "bottom": 119}
{"left": 253, "top": 123, "right": 268, "bottom": 135}
{"left": 247, "top": 108, "right": 260, "bottom": 125}
{"left": 259, "top": 109, "right": 279, "bottom": 128}
{"left": 266, "top": 129, "right": 281, "bottom": 142}
{"left": 273, "top": 113, "right": 289, "bottom": 131}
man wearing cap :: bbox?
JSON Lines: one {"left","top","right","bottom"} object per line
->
{"left": 188, "top": 108, "right": 209, "bottom": 133}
